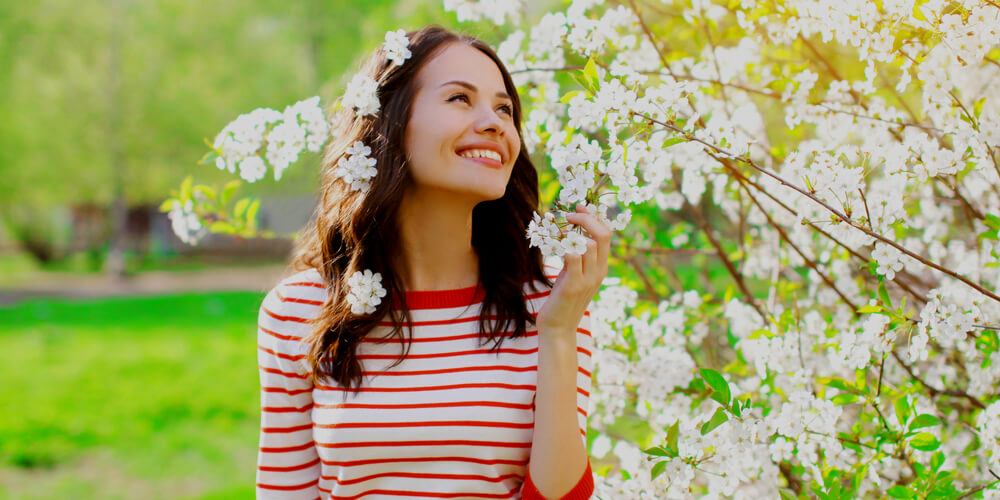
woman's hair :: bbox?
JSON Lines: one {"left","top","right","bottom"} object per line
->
{"left": 287, "top": 25, "right": 552, "bottom": 396}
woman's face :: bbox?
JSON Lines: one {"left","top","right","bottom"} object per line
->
{"left": 403, "top": 42, "right": 521, "bottom": 203}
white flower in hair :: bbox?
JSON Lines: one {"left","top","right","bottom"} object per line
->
{"left": 383, "top": 29, "right": 412, "bottom": 66}
{"left": 346, "top": 269, "right": 387, "bottom": 315}
{"left": 333, "top": 140, "right": 378, "bottom": 193}
{"left": 342, "top": 73, "right": 380, "bottom": 117}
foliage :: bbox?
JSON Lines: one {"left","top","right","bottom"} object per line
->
{"left": 163, "top": 0, "right": 1000, "bottom": 497}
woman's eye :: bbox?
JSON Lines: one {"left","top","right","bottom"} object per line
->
{"left": 448, "top": 94, "right": 512, "bottom": 116}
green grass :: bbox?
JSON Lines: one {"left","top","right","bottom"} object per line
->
{"left": 0, "top": 292, "right": 267, "bottom": 499}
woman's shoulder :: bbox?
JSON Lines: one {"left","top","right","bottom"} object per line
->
{"left": 274, "top": 267, "right": 328, "bottom": 291}
{"left": 260, "top": 267, "right": 329, "bottom": 320}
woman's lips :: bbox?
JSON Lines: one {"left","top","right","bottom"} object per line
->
{"left": 456, "top": 153, "right": 503, "bottom": 169}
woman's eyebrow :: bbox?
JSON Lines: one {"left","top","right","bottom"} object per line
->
{"left": 439, "top": 80, "right": 511, "bottom": 100}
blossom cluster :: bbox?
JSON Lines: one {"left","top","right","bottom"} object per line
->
{"left": 345, "top": 269, "right": 387, "bottom": 315}
{"left": 165, "top": 199, "right": 206, "bottom": 245}
{"left": 212, "top": 96, "right": 329, "bottom": 183}
{"left": 171, "top": 1, "right": 1000, "bottom": 494}
{"left": 443, "top": 0, "right": 1000, "bottom": 497}
{"left": 333, "top": 141, "right": 379, "bottom": 193}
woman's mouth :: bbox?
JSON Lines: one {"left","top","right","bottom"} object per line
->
{"left": 456, "top": 152, "right": 503, "bottom": 169}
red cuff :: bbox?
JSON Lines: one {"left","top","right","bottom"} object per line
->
{"left": 521, "top": 459, "right": 594, "bottom": 500}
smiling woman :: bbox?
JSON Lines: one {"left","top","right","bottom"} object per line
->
{"left": 255, "top": 25, "right": 607, "bottom": 500}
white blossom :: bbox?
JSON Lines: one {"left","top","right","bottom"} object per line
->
{"left": 346, "top": 269, "right": 387, "bottom": 315}
{"left": 342, "top": 73, "right": 380, "bottom": 118}
{"left": 167, "top": 200, "right": 206, "bottom": 245}
{"left": 333, "top": 141, "right": 379, "bottom": 193}
{"left": 383, "top": 29, "right": 412, "bottom": 66}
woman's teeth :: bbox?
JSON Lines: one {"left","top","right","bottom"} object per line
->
{"left": 458, "top": 149, "right": 501, "bottom": 162}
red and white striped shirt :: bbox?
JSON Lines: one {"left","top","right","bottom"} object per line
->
{"left": 256, "top": 265, "right": 595, "bottom": 499}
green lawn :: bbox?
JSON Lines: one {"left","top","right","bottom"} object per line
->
{"left": 0, "top": 292, "right": 267, "bottom": 499}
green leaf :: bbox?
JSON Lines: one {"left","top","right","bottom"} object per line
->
{"left": 887, "top": 485, "right": 915, "bottom": 498}
{"left": 209, "top": 221, "right": 237, "bottom": 234}
{"left": 666, "top": 421, "right": 679, "bottom": 456}
{"left": 246, "top": 198, "right": 261, "bottom": 231}
{"left": 560, "top": 90, "right": 582, "bottom": 104}
{"left": 820, "top": 377, "right": 855, "bottom": 393}
{"left": 894, "top": 396, "right": 912, "bottom": 426}
{"left": 700, "top": 407, "right": 729, "bottom": 435}
{"left": 857, "top": 304, "right": 883, "bottom": 314}
{"left": 569, "top": 72, "right": 594, "bottom": 95}
{"left": 700, "top": 368, "right": 731, "bottom": 407}
{"left": 662, "top": 137, "right": 685, "bottom": 148}
{"left": 985, "top": 213, "right": 1000, "bottom": 230}
{"left": 180, "top": 175, "right": 194, "bottom": 203}
{"left": 973, "top": 96, "right": 986, "bottom": 119}
{"left": 583, "top": 56, "right": 600, "bottom": 90}
{"left": 930, "top": 451, "right": 945, "bottom": 471}
{"left": 778, "top": 488, "right": 797, "bottom": 500}
{"left": 980, "top": 229, "right": 1000, "bottom": 241}
{"left": 831, "top": 393, "right": 859, "bottom": 405}
{"left": 221, "top": 180, "right": 241, "bottom": 207}
{"left": 158, "top": 198, "right": 177, "bottom": 213}
{"left": 909, "top": 414, "right": 941, "bottom": 431}
{"left": 909, "top": 433, "right": 940, "bottom": 451}
{"left": 855, "top": 369, "right": 868, "bottom": 394}
{"left": 233, "top": 198, "right": 250, "bottom": 220}
{"left": 642, "top": 446, "right": 674, "bottom": 457}
{"left": 198, "top": 149, "right": 219, "bottom": 166}
{"left": 193, "top": 184, "right": 217, "bottom": 202}
{"left": 651, "top": 460, "right": 667, "bottom": 480}
{"left": 878, "top": 279, "right": 893, "bottom": 308}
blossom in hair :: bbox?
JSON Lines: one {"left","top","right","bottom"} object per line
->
{"left": 342, "top": 73, "right": 381, "bottom": 117}
{"left": 346, "top": 269, "right": 387, "bottom": 315}
{"left": 333, "top": 141, "right": 378, "bottom": 193}
{"left": 383, "top": 29, "right": 412, "bottom": 66}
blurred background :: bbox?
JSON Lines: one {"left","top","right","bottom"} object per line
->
{"left": 0, "top": 1, "right": 551, "bottom": 497}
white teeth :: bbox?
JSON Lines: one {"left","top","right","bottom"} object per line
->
{"left": 458, "top": 149, "right": 501, "bottom": 162}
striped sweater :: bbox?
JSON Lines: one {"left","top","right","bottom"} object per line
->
{"left": 256, "top": 266, "right": 595, "bottom": 499}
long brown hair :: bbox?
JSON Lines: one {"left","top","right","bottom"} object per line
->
{"left": 287, "top": 25, "right": 553, "bottom": 397}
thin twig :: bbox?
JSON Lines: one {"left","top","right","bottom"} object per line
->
{"left": 890, "top": 351, "right": 986, "bottom": 410}
{"left": 636, "top": 110, "right": 1000, "bottom": 305}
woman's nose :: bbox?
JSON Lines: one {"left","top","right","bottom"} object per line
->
{"left": 474, "top": 106, "right": 504, "bottom": 136}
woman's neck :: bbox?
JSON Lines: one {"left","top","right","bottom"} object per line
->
{"left": 395, "top": 188, "right": 480, "bottom": 291}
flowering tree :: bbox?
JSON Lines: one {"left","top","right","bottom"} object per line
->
{"left": 162, "top": 0, "right": 1000, "bottom": 497}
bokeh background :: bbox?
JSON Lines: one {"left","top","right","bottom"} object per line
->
{"left": 0, "top": 1, "right": 566, "bottom": 497}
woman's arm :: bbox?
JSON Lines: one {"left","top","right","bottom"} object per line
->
{"left": 256, "top": 283, "right": 322, "bottom": 498}
{"left": 522, "top": 204, "right": 609, "bottom": 499}
{"left": 521, "top": 310, "right": 595, "bottom": 499}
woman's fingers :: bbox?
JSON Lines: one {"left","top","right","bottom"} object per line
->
{"left": 584, "top": 237, "right": 598, "bottom": 283}
{"left": 563, "top": 247, "right": 583, "bottom": 280}
{"left": 565, "top": 204, "right": 612, "bottom": 268}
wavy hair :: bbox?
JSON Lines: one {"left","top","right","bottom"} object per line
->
{"left": 286, "top": 25, "right": 552, "bottom": 397}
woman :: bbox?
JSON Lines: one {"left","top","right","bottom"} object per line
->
{"left": 256, "top": 25, "right": 610, "bottom": 499}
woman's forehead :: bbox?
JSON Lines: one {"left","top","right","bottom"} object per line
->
{"left": 417, "top": 43, "right": 507, "bottom": 96}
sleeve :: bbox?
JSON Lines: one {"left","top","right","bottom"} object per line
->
{"left": 521, "top": 304, "right": 595, "bottom": 500}
{"left": 256, "top": 285, "right": 322, "bottom": 498}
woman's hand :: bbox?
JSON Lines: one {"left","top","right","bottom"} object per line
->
{"left": 535, "top": 203, "right": 612, "bottom": 338}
